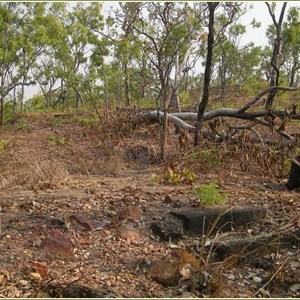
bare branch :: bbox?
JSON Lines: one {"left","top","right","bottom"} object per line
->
{"left": 237, "top": 86, "right": 300, "bottom": 113}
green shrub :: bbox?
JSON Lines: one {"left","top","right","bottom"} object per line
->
{"left": 192, "top": 183, "right": 227, "bottom": 206}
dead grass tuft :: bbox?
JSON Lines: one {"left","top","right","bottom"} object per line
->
{"left": 0, "top": 158, "right": 70, "bottom": 189}
{"left": 27, "top": 159, "right": 70, "bottom": 189}
{"left": 104, "top": 146, "right": 126, "bottom": 176}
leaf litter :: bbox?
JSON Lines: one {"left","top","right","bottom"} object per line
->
{"left": 0, "top": 112, "right": 299, "bottom": 298}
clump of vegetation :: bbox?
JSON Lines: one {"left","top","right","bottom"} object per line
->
{"left": 151, "top": 165, "right": 197, "bottom": 185}
{"left": 48, "top": 134, "right": 71, "bottom": 146}
{"left": 192, "top": 183, "right": 227, "bottom": 206}
{"left": 0, "top": 139, "right": 7, "bottom": 154}
{"left": 187, "top": 148, "right": 224, "bottom": 171}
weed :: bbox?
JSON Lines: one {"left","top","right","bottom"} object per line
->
{"left": 152, "top": 165, "right": 197, "bottom": 185}
{"left": 189, "top": 148, "right": 223, "bottom": 170}
{"left": 192, "top": 183, "right": 227, "bottom": 206}
{"left": 15, "top": 119, "right": 31, "bottom": 132}
{"left": 48, "top": 134, "right": 70, "bottom": 146}
{"left": 0, "top": 139, "right": 7, "bottom": 154}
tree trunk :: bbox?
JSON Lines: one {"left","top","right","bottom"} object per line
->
{"left": 0, "top": 95, "right": 4, "bottom": 126}
{"left": 169, "top": 52, "right": 181, "bottom": 112}
{"left": 265, "top": 2, "right": 287, "bottom": 108}
{"left": 124, "top": 63, "right": 131, "bottom": 107}
{"left": 194, "top": 2, "right": 219, "bottom": 146}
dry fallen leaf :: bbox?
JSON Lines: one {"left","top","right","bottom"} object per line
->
{"left": 119, "top": 229, "right": 144, "bottom": 244}
{"left": 169, "top": 249, "right": 200, "bottom": 272}
{"left": 32, "top": 262, "right": 49, "bottom": 278}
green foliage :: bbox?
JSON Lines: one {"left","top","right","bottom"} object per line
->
{"left": 189, "top": 148, "right": 222, "bottom": 169}
{"left": 48, "top": 134, "right": 69, "bottom": 146}
{"left": 15, "top": 118, "right": 31, "bottom": 132}
{"left": 192, "top": 183, "right": 227, "bottom": 206}
{"left": 25, "top": 94, "right": 45, "bottom": 111}
{"left": 0, "top": 139, "right": 7, "bottom": 154}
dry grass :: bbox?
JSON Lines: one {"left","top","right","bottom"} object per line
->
{"left": 0, "top": 158, "right": 70, "bottom": 189}
{"left": 104, "top": 146, "right": 126, "bottom": 176}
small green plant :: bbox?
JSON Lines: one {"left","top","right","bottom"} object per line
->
{"left": 0, "top": 139, "right": 7, "bottom": 154}
{"left": 189, "top": 148, "right": 222, "bottom": 169}
{"left": 48, "top": 134, "right": 67, "bottom": 146}
{"left": 14, "top": 118, "right": 31, "bottom": 132}
{"left": 192, "top": 183, "right": 227, "bottom": 206}
{"left": 151, "top": 173, "right": 160, "bottom": 184}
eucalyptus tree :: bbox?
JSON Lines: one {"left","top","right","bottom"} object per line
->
{"left": 194, "top": 2, "right": 245, "bottom": 146}
{"left": 111, "top": 2, "right": 142, "bottom": 107}
{"left": 132, "top": 2, "right": 203, "bottom": 159}
{"left": 264, "top": 2, "right": 287, "bottom": 109}
{"left": 282, "top": 7, "right": 300, "bottom": 87}
{"left": 0, "top": 2, "right": 37, "bottom": 125}
{"left": 42, "top": 2, "right": 107, "bottom": 109}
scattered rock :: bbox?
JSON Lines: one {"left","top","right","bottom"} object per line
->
{"left": 164, "top": 195, "right": 173, "bottom": 204}
{"left": 118, "top": 205, "right": 143, "bottom": 221}
{"left": 172, "top": 206, "right": 267, "bottom": 235}
{"left": 48, "top": 218, "right": 65, "bottom": 228}
{"left": 40, "top": 232, "right": 74, "bottom": 257}
{"left": 69, "top": 214, "right": 99, "bottom": 231}
{"left": 151, "top": 218, "right": 184, "bottom": 241}
{"left": 149, "top": 259, "right": 180, "bottom": 286}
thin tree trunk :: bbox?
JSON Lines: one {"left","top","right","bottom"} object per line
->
{"left": 194, "top": 2, "right": 219, "bottom": 146}
{"left": 265, "top": 2, "right": 287, "bottom": 108}
{"left": 124, "top": 63, "right": 131, "bottom": 107}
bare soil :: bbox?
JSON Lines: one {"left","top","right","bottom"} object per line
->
{"left": 0, "top": 110, "right": 299, "bottom": 298}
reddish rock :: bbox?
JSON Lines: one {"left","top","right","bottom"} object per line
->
{"left": 69, "top": 215, "right": 99, "bottom": 231}
{"left": 149, "top": 259, "right": 180, "bottom": 286}
{"left": 118, "top": 205, "right": 143, "bottom": 221}
{"left": 40, "top": 233, "right": 74, "bottom": 257}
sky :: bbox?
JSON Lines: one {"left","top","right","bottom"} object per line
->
{"left": 24, "top": 1, "right": 299, "bottom": 99}
{"left": 102, "top": 1, "right": 297, "bottom": 47}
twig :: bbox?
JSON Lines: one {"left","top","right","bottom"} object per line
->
{"left": 147, "top": 283, "right": 158, "bottom": 295}
{"left": 254, "top": 257, "right": 288, "bottom": 296}
{"left": 109, "top": 287, "right": 123, "bottom": 298}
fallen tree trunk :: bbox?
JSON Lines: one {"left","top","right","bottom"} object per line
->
{"left": 146, "top": 109, "right": 300, "bottom": 129}
{"left": 143, "top": 86, "right": 300, "bottom": 138}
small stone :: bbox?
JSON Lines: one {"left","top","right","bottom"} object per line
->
{"left": 227, "top": 274, "right": 235, "bottom": 280}
{"left": 253, "top": 276, "right": 262, "bottom": 283}
{"left": 164, "top": 195, "right": 173, "bottom": 204}
{"left": 29, "top": 272, "right": 42, "bottom": 281}
{"left": 149, "top": 259, "right": 180, "bottom": 286}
